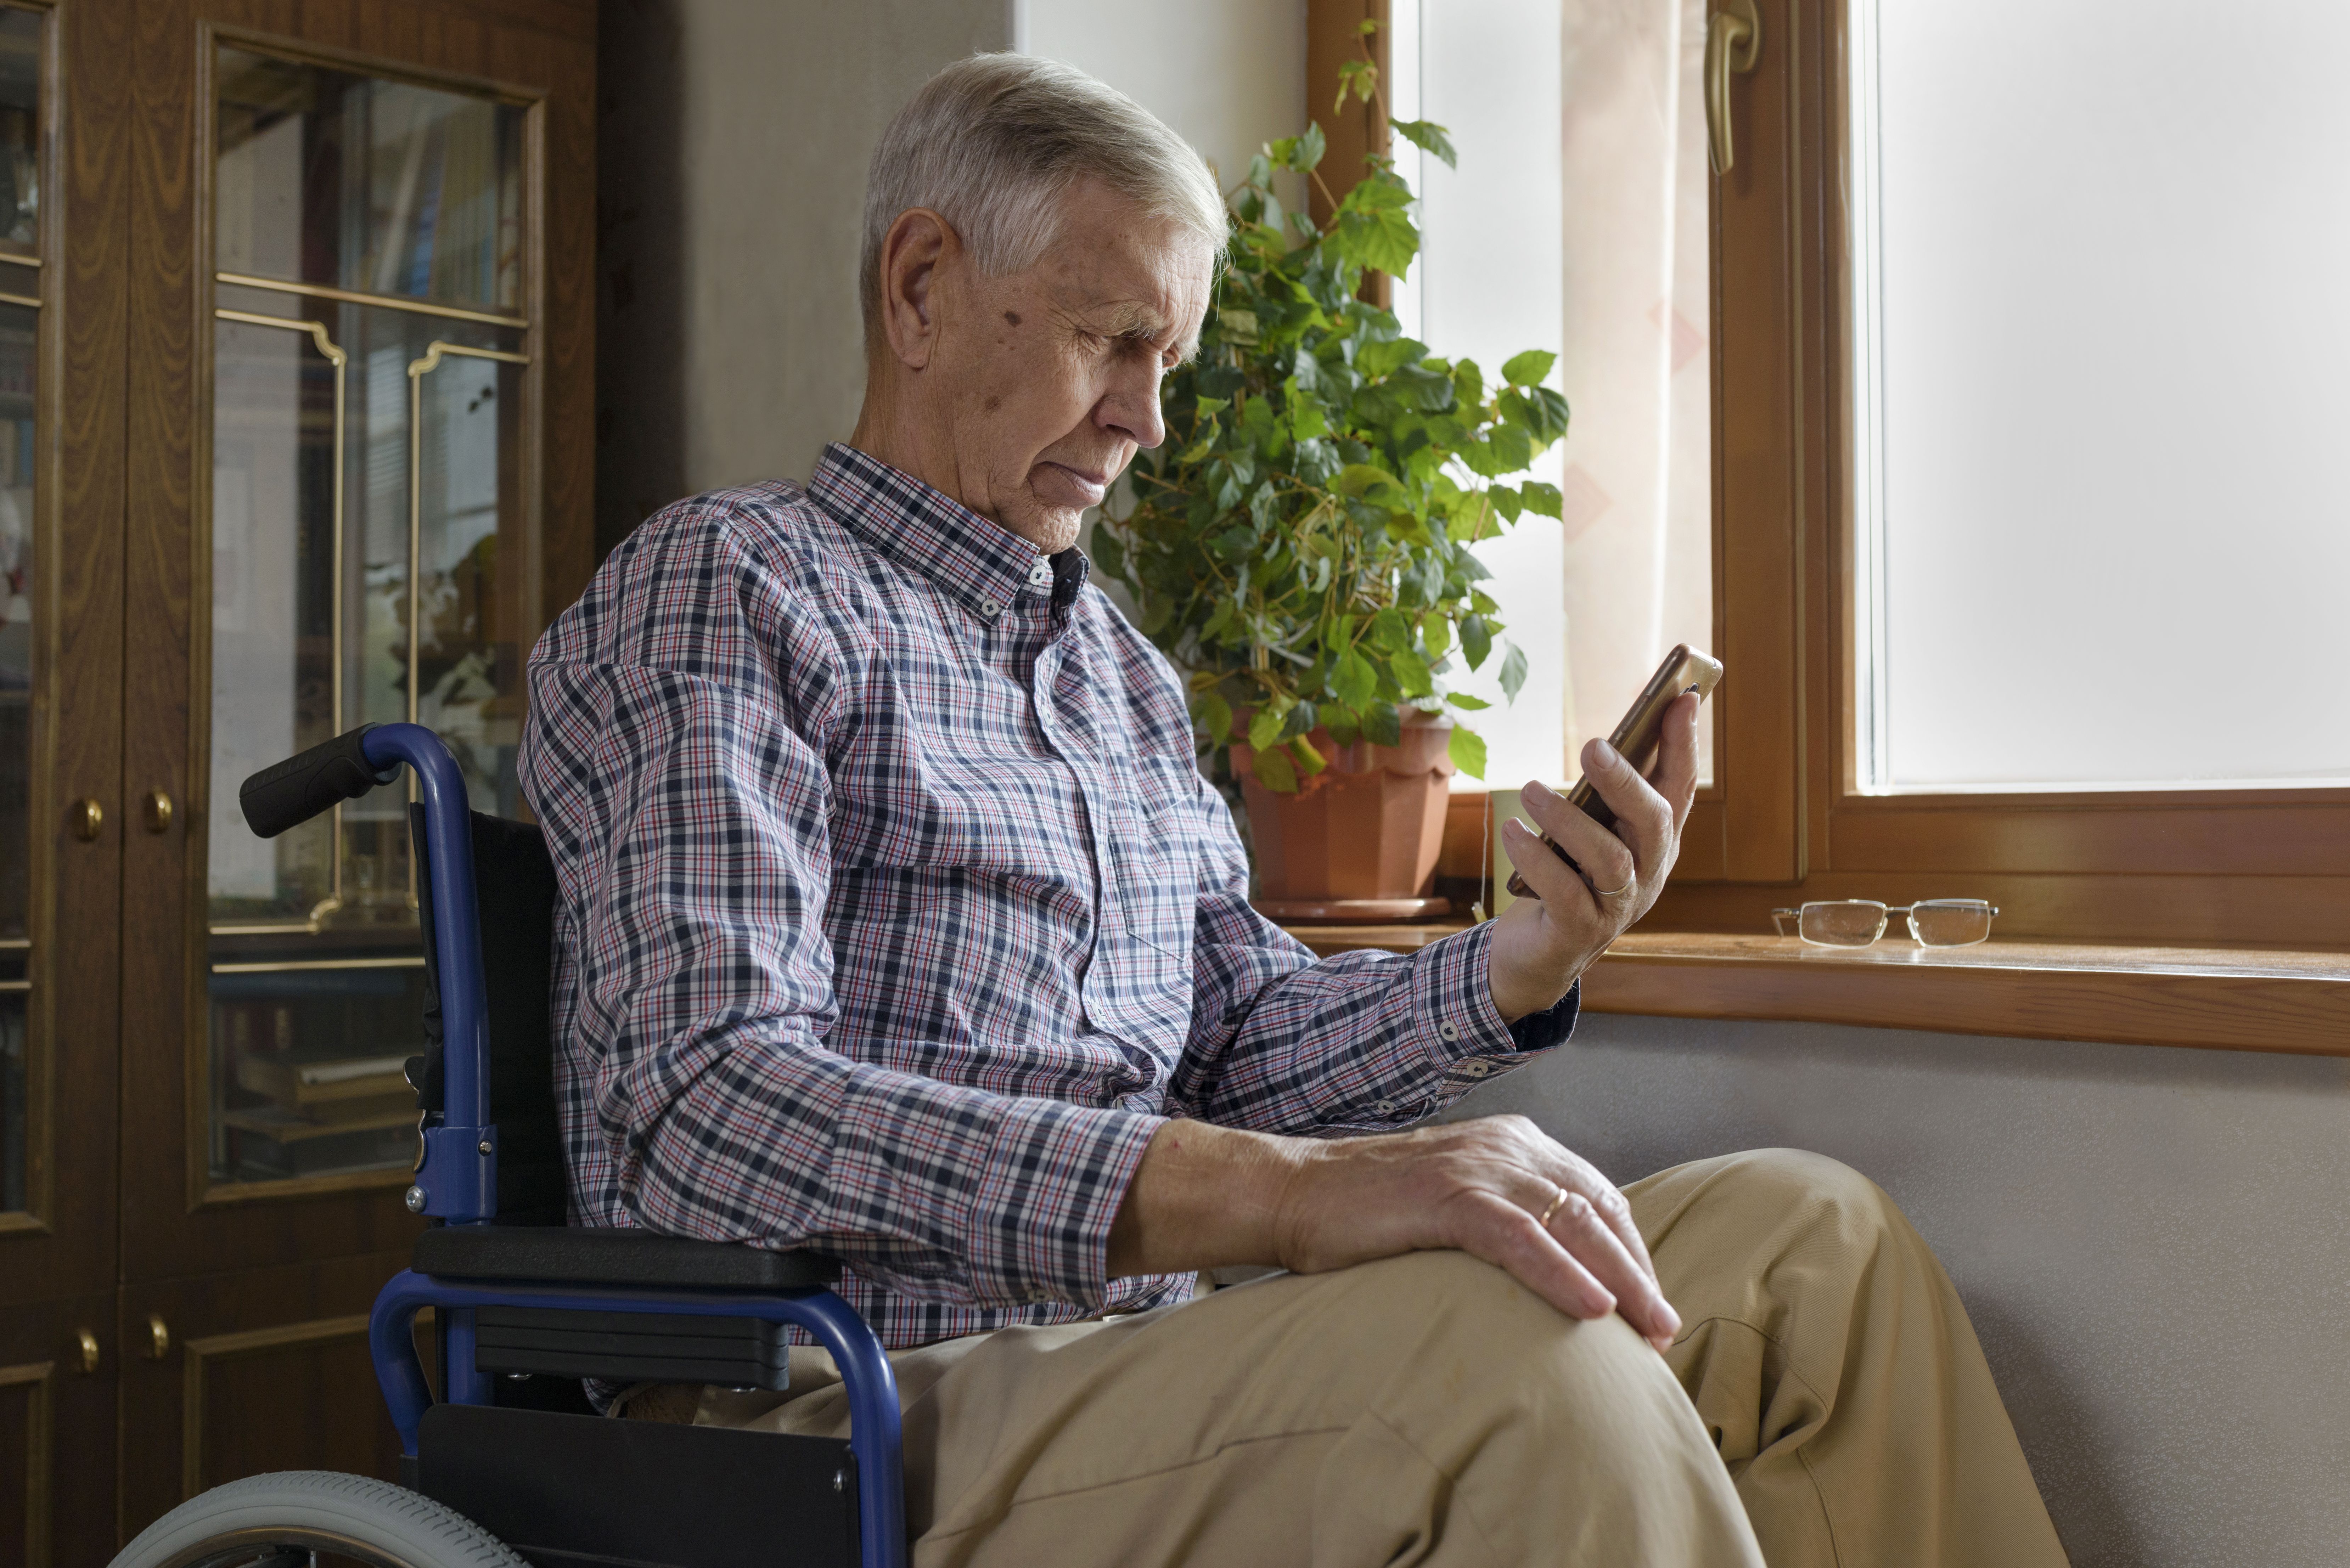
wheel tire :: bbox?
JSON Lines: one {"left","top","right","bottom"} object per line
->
{"left": 111, "top": 1470, "right": 527, "bottom": 1568}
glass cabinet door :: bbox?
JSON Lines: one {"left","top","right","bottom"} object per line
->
{"left": 0, "top": 4, "right": 43, "bottom": 1224}
{"left": 203, "top": 45, "right": 532, "bottom": 1194}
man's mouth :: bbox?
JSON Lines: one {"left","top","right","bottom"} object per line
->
{"left": 1038, "top": 461, "right": 1112, "bottom": 506}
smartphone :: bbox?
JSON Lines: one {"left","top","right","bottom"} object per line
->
{"left": 1503, "top": 644, "right": 1724, "bottom": 900}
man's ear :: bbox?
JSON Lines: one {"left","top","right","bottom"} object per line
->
{"left": 875, "top": 207, "right": 957, "bottom": 371}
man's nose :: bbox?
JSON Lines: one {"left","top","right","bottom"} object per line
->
{"left": 1097, "top": 361, "right": 1167, "bottom": 450}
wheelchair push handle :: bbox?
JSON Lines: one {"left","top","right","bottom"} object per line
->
{"left": 240, "top": 722, "right": 401, "bottom": 838}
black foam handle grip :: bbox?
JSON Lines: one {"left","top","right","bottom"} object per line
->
{"left": 239, "top": 723, "right": 398, "bottom": 839}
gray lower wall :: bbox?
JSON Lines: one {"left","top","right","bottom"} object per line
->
{"left": 1451, "top": 1011, "right": 2350, "bottom": 1568}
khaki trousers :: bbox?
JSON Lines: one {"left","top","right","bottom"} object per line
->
{"left": 624, "top": 1148, "right": 2069, "bottom": 1567}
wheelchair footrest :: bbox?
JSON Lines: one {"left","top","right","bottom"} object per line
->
{"left": 476, "top": 1305, "right": 792, "bottom": 1391}
{"left": 419, "top": 1403, "right": 858, "bottom": 1568}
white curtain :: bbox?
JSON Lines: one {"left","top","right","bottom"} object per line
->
{"left": 1556, "top": 0, "right": 1714, "bottom": 778}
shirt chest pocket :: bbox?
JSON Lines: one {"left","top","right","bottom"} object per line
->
{"left": 1108, "top": 754, "right": 1205, "bottom": 961}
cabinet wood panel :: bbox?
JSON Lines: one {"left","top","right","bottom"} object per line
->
{"left": 0, "top": 1292, "right": 117, "bottom": 1568}
{"left": 118, "top": 1250, "right": 413, "bottom": 1539}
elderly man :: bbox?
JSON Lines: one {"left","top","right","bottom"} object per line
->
{"left": 519, "top": 52, "right": 2065, "bottom": 1568}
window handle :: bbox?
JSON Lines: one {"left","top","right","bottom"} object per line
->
{"left": 1707, "top": 0, "right": 1763, "bottom": 175}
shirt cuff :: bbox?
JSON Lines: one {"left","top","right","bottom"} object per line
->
{"left": 1413, "top": 920, "right": 1578, "bottom": 1083}
{"left": 961, "top": 1098, "right": 1166, "bottom": 1311}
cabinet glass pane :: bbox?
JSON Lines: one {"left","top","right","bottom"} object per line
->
{"left": 215, "top": 47, "right": 524, "bottom": 314}
{"left": 207, "top": 45, "right": 529, "bottom": 1189}
{"left": 0, "top": 3, "right": 40, "bottom": 1217}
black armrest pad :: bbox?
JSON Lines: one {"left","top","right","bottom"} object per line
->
{"left": 414, "top": 1226, "right": 841, "bottom": 1292}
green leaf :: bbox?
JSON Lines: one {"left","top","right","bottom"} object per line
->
{"left": 1388, "top": 117, "right": 1458, "bottom": 169}
{"left": 1445, "top": 691, "right": 1492, "bottom": 711}
{"left": 1192, "top": 395, "right": 1230, "bottom": 417}
{"left": 1368, "top": 607, "right": 1413, "bottom": 653}
{"left": 1296, "top": 120, "right": 1327, "bottom": 171}
{"left": 1460, "top": 614, "right": 1493, "bottom": 670}
{"left": 1447, "top": 724, "right": 1489, "bottom": 780}
{"left": 1334, "top": 463, "right": 1409, "bottom": 509}
{"left": 1362, "top": 700, "right": 1403, "bottom": 748}
{"left": 1287, "top": 734, "right": 1328, "bottom": 777}
{"left": 1356, "top": 336, "right": 1426, "bottom": 380}
{"left": 1391, "top": 647, "right": 1434, "bottom": 698}
{"left": 1334, "top": 58, "right": 1377, "bottom": 111}
{"left": 1332, "top": 649, "right": 1378, "bottom": 710}
{"left": 1248, "top": 704, "right": 1287, "bottom": 751}
{"left": 1500, "top": 385, "right": 1571, "bottom": 446}
{"left": 1090, "top": 525, "right": 1126, "bottom": 581}
{"left": 1218, "top": 308, "right": 1260, "bottom": 344}
{"left": 1194, "top": 690, "right": 1234, "bottom": 743}
{"left": 1254, "top": 743, "right": 1299, "bottom": 794}
{"left": 1330, "top": 202, "right": 1419, "bottom": 277}
{"left": 1519, "top": 481, "right": 1562, "bottom": 519}
{"left": 1498, "top": 643, "right": 1528, "bottom": 701}
{"left": 1488, "top": 484, "right": 1523, "bottom": 523}
{"left": 1501, "top": 348, "right": 1556, "bottom": 387}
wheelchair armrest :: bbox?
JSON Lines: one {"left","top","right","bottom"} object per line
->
{"left": 413, "top": 1225, "right": 842, "bottom": 1292}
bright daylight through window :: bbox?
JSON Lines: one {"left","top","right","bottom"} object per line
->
{"left": 1392, "top": 0, "right": 1715, "bottom": 791}
{"left": 1849, "top": 0, "right": 2350, "bottom": 791}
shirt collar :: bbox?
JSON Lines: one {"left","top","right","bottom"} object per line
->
{"left": 808, "top": 442, "right": 1089, "bottom": 622}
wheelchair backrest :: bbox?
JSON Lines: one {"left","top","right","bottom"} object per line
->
{"left": 412, "top": 807, "right": 569, "bottom": 1227}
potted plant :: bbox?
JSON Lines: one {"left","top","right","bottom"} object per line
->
{"left": 1095, "top": 38, "right": 1572, "bottom": 916}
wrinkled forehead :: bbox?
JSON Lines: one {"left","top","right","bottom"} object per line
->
{"left": 1035, "top": 190, "right": 1219, "bottom": 355}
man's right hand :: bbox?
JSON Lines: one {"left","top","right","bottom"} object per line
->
{"left": 1106, "top": 1115, "right": 1680, "bottom": 1352}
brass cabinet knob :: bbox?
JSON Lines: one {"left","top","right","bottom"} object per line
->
{"left": 75, "top": 1327, "right": 99, "bottom": 1375}
{"left": 144, "top": 789, "right": 174, "bottom": 833}
{"left": 145, "top": 1312, "right": 170, "bottom": 1359}
{"left": 71, "top": 798, "right": 102, "bottom": 841}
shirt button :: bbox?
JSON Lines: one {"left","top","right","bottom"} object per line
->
{"left": 1028, "top": 557, "right": 1054, "bottom": 587}
{"left": 1437, "top": 1020, "right": 1460, "bottom": 1042}
{"left": 1373, "top": 1098, "right": 1395, "bottom": 1115}
{"left": 1460, "top": 1059, "right": 1490, "bottom": 1078}
{"left": 975, "top": 597, "right": 1002, "bottom": 617}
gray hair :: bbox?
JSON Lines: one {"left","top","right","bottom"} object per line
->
{"left": 860, "top": 53, "right": 1227, "bottom": 342}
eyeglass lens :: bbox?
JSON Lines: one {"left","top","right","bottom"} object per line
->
{"left": 1906, "top": 899, "right": 1996, "bottom": 947}
{"left": 1797, "top": 901, "right": 1890, "bottom": 946}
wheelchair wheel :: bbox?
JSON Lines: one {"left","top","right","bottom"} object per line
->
{"left": 111, "top": 1471, "right": 527, "bottom": 1568}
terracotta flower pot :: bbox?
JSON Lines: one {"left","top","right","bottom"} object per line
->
{"left": 1229, "top": 716, "right": 1457, "bottom": 903}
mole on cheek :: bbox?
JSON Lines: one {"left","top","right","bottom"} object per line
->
{"left": 983, "top": 395, "right": 1001, "bottom": 413}
{"left": 1003, "top": 311, "right": 1022, "bottom": 327}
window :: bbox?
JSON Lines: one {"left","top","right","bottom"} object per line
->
{"left": 1636, "top": 0, "right": 2350, "bottom": 958}
{"left": 1848, "top": 0, "right": 2350, "bottom": 793}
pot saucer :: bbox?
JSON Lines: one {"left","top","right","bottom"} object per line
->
{"left": 1251, "top": 896, "right": 1453, "bottom": 926}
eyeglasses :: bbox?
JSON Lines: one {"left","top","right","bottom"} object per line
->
{"left": 1770, "top": 899, "right": 2000, "bottom": 948}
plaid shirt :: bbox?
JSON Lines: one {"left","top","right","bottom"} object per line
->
{"left": 518, "top": 442, "right": 1576, "bottom": 1348}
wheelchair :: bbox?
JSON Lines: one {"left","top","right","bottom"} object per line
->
{"left": 115, "top": 723, "right": 907, "bottom": 1568}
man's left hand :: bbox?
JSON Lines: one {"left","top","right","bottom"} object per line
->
{"left": 1486, "top": 691, "right": 1701, "bottom": 1021}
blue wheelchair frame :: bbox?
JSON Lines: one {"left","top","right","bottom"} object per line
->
{"left": 357, "top": 723, "right": 907, "bottom": 1568}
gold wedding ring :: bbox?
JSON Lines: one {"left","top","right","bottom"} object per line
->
{"left": 1537, "top": 1186, "right": 1570, "bottom": 1230}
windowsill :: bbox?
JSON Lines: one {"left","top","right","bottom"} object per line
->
{"left": 1282, "top": 925, "right": 2350, "bottom": 1057}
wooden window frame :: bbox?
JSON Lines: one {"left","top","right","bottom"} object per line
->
{"left": 1304, "top": 0, "right": 2350, "bottom": 1052}
{"left": 1645, "top": 0, "right": 2350, "bottom": 961}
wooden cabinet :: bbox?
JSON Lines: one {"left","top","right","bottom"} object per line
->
{"left": 0, "top": 1, "right": 593, "bottom": 1556}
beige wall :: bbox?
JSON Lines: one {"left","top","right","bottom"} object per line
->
{"left": 597, "top": 0, "right": 1011, "bottom": 553}
{"left": 596, "top": 0, "right": 1303, "bottom": 556}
